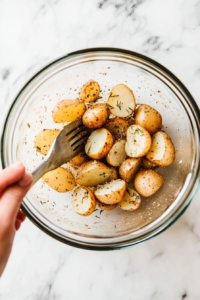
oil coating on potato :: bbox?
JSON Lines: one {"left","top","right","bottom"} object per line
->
{"left": 104, "top": 118, "right": 129, "bottom": 140}
{"left": 52, "top": 100, "right": 86, "bottom": 123}
{"left": 119, "top": 158, "right": 141, "bottom": 183}
{"left": 79, "top": 80, "right": 100, "bottom": 103}
{"left": 72, "top": 186, "right": 96, "bottom": 216}
{"left": 96, "top": 199, "right": 117, "bottom": 211}
{"left": 70, "top": 151, "right": 89, "bottom": 167}
{"left": 82, "top": 103, "right": 110, "bottom": 128}
{"left": 134, "top": 169, "right": 164, "bottom": 197}
{"left": 34, "top": 129, "right": 60, "bottom": 155}
{"left": 118, "top": 188, "right": 141, "bottom": 211}
{"left": 42, "top": 167, "right": 75, "bottom": 192}
{"left": 106, "top": 140, "right": 127, "bottom": 167}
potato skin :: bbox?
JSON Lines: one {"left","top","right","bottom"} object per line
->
{"left": 94, "top": 180, "right": 127, "bottom": 205}
{"left": 79, "top": 80, "right": 100, "bottom": 102}
{"left": 134, "top": 169, "right": 164, "bottom": 197}
{"left": 52, "top": 100, "right": 86, "bottom": 123}
{"left": 34, "top": 129, "right": 60, "bottom": 155}
{"left": 118, "top": 188, "right": 141, "bottom": 211}
{"left": 42, "top": 167, "right": 75, "bottom": 192}
{"left": 135, "top": 104, "right": 162, "bottom": 135}
{"left": 119, "top": 158, "right": 141, "bottom": 183}
{"left": 108, "top": 166, "right": 118, "bottom": 182}
{"left": 96, "top": 199, "right": 117, "bottom": 211}
{"left": 104, "top": 118, "right": 129, "bottom": 140}
{"left": 106, "top": 140, "right": 127, "bottom": 167}
{"left": 141, "top": 157, "right": 158, "bottom": 169}
{"left": 72, "top": 187, "right": 96, "bottom": 216}
{"left": 82, "top": 103, "right": 110, "bottom": 129}
{"left": 70, "top": 151, "right": 89, "bottom": 167}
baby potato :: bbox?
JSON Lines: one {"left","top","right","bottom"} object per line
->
{"left": 134, "top": 104, "right": 162, "bottom": 135}
{"left": 34, "top": 129, "right": 60, "bottom": 155}
{"left": 124, "top": 115, "right": 135, "bottom": 126}
{"left": 141, "top": 157, "right": 158, "bottom": 169}
{"left": 104, "top": 118, "right": 129, "bottom": 139}
{"left": 72, "top": 186, "right": 96, "bottom": 216}
{"left": 134, "top": 169, "right": 164, "bottom": 197}
{"left": 79, "top": 80, "right": 100, "bottom": 102}
{"left": 125, "top": 125, "right": 151, "bottom": 158}
{"left": 106, "top": 140, "right": 127, "bottom": 167}
{"left": 82, "top": 103, "right": 109, "bottom": 128}
{"left": 107, "top": 84, "right": 135, "bottom": 117}
{"left": 108, "top": 166, "right": 118, "bottom": 182}
{"left": 96, "top": 199, "right": 117, "bottom": 211}
{"left": 119, "top": 158, "right": 141, "bottom": 183}
{"left": 75, "top": 161, "right": 111, "bottom": 187}
{"left": 42, "top": 167, "right": 75, "bottom": 193}
{"left": 118, "top": 188, "right": 141, "bottom": 211}
{"left": 70, "top": 151, "right": 89, "bottom": 167}
{"left": 85, "top": 128, "right": 113, "bottom": 159}
{"left": 52, "top": 100, "right": 86, "bottom": 123}
{"left": 95, "top": 179, "right": 127, "bottom": 205}
{"left": 146, "top": 131, "right": 175, "bottom": 167}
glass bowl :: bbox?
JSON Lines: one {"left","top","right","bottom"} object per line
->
{"left": 1, "top": 48, "right": 200, "bottom": 250}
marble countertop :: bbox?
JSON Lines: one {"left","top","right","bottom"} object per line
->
{"left": 0, "top": 0, "right": 200, "bottom": 299}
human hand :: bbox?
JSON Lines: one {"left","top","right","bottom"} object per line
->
{"left": 0, "top": 162, "right": 33, "bottom": 277}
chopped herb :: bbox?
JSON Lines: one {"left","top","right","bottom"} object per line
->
{"left": 95, "top": 216, "right": 100, "bottom": 219}
{"left": 126, "top": 109, "right": 130, "bottom": 113}
{"left": 76, "top": 204, "right": 79, "bottom": 207}
{"left": 116, "top": 101, "right": 122, "bottom": 110}
{"left": 127, "top": 189, "right": 131, "bottom": 195}
{"left": 27, "top": 123, "right": 31, "bottom": 128}
{"left": 107, "top": 67, "right": 110, "bottom": 69}
{"left": 99, "top": 173, "right": 106, "bottom": 176}
{"left": 36, "top": 146, "right": 41, "bottom": 150}
{"left": 107, "top": 104, "right": 114, "bottom": 109}
{"left": 110, "top": 93, "right": 119, "bottom": 98}
{"left": 128, "top": 107, "right": 133, "bottom": 112}
{"left": 97, "top": 96, "right": 103, "bottom": 100}
{"left": 113, "top": 125, "right": 119, "bottom": 129}
{"left": 87, "top": 145, "right": 91, "bottom": 155}
{"left": 82, "top": 187, "right": 88, "bottom": 193}
{"left": 134, "top": 128, "right": 144, "bottom": 136}
{"left": 100, "top": 210, "right": 104, "bottom": 214}
{"left": 144, "top": 111, "right": 150, "bottom": 113}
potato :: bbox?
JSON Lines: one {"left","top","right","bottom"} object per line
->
{"left": 134, "top": 169, "right": 164, "bottom": 197}
{"left": 85, "top": 128, "right": 113, "bottom": 159}
{"left": 125, "top": 125, "right": 151, "bottom": 158}
{"left": 75, "top": 161, "right": 111, "bottom": 187}
{"left": 135, "top": 104, "right": 162, "bottom": 135}
{"left": 107, "top": 84, "right": 135, "bottom": 117}
{"left": 118, "top": 188, "right": 141, "bottom": 211}
{"left": 70, "top": 151, "right": 89, "bottom": 167}
{"left": 106, "top": 140, "right": 127, "bottom": 167}
{"left": 108, "top": 166, "right": 118, "bottom": 181}
{"left": 141, "top": 157, "right": 158, "bottom": 169}
{"left": 79, "top": 80, "right": 100, "bottom": 103}
{"left": 96, "top": 199, "right": 117, "bottom": 211}
{"left": 94, "top": 179, "right": 127, "bottom": 205}
{"left": 82, "top": 103, "right": 109, "bottom": 128}
{"left": 42, "top": 167, "right": 75, "bottom": 192}
{"left": 104, "top": 118, "right": 129, "bottom": 139}
{"left": 34, "top": 129, "right": 60, "bottom": 155}
{"left": 72, "top": 186, "right": 96, "bottom": 216}
{"left": 52, "top": 100, "right": 86, "bottom": 123}
{"left": 119, "top": 158, "right": 141, "bottom": 183}
{"left": 125, "top": 115, "right": 135, "bottom": 126}
{"left": 146, "top": 131, "right": 175, "bottom": 167}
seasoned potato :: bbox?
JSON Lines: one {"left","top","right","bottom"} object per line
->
{"left": 75, "top": 161, "right": 111, "bottom": 187}
{"left": 134, "top": 169, "right": 164, "bottom": 197}
{"left": 119, "top": 158, "right": 141, "bottom": 183}
{"left": 104, "top": 118, "right": 129, "bottom": 139}
{"left": 141, "top": 157, "right": 158, "bottom": 169}
{"left": 70, "top": 151, "right": 89, "bottom": 167}
{"left": 118, "top": 188, "right": 141, "bottom": 211}
{"left": 135, "top": 104, "right": 162, "bottom": 135}
{"left": 107, "top": 84, "right": 135, "bottom": 117}
{"left": 94, "top": 179, "right": 127, "bottom": 205}
{"left": 42, "top": 167, "right": 75, "bottom": 192}
{"left": 125, "top": 115, "right": 135, "bottom": 126}
{"left": 106, "top": 140, "right": 127, "bottom": 167}
{"left": 34, "top": 129, "right": 60, "bottom": 155}
{"left": 108, "top": 166, "right": 118, "bottom": 181}
{"left": 82, "top": 103, "right": 109, "bottom": 128}
{"left": 85, "top": 128, "right": 113, "bottom": 159}
{"left": 96, "top": 199, "right": 117, "bottom": 211}
{"left": 125, "top": 125, "right": 151, "bottom": 158}
{"left": 79, "top": 80, "right": 100, "bottom": 103}
{"left": 72, "top": 186, "right": 96, "bottom": 216}
{"left": 146, "top": 131, "right": 175, "bottom": 167}
{"left": 52, "top": 100, "right": 86, "bottom": 123}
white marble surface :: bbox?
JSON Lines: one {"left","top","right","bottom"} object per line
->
{"left": 0, "top": 0, "right": 200, "bottom": 299}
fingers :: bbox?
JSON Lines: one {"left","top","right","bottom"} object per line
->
{"left": 16, "top": 210, "right": 26, "bottom": 222}
{"left": 15, "top": 219, "right": 22, "bottom": 231}
{"left": 0, "top": 162, "right": 25, "bottom": 194}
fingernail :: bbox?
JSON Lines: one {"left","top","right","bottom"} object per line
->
{"left": 18, "top": 172, "right": 33, "bottom": 187}
{"left": 11, "top": 162, "right": 24, "bottom": 169}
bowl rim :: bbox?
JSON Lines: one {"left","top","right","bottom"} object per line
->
{"left": 1, "top": 47, "right": 200, "bottom": 250}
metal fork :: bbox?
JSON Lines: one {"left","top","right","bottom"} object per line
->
{"left": 31, "top": 119, "right": 89, "bottom": 187}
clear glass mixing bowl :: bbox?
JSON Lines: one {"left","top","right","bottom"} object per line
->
{"left": 1, "top": 48, "right": 200, "bottom": 250}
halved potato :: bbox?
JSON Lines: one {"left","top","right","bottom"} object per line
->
{"left": 125, "top": 115, "right": 135, "bottom": 126}
{"left": 107, "top": 84, "right": 135, "bottom": 117}
{"left": 119, "top": 158, "right": 141, "bottom": 183}
{"left": 34, "top": 129, "right": 60, "bottom": 155}
{"left": 96, "top": 199, "right": 117, "bottom": 211}
{"left": 141, "top": 157, "right": 158, "bottom": 169}
{"left": 52, "top": 100, "right": 86, "bottom": 123}
{"left": 75, "top": 161, "right": 111, "bottom": 187}
{"left": 135, "top": 104, "right": 162, "bottom": 135}
{"left": 118, "top": 188, "right": 141, "bottom": 211}
{"left": 79, "top": 80, "right": 100, "bottom": 103}
{"left": 85, "top": 128, "right": 113, "bottom": 159}
{"left": 146, "top": 131, "right": 175, "bottom": 167}
{"left": 125, "top": 125, "right": 151, "bottom": 158}
{"left": 134, "top": 169, "right": 164, "bottom": 197}
{"left": 42, "top": 167, "right": 75, "bottom": 192}
{"left": 106, "top": 140, "right": 127, "bottom": 167}
{"left": 108, "top": 166, "right": 118, "bottom": 181}
{"left": 94, "top": 179, "right": 127, "bottom": 205}
{"left": 104, "top": 118, "right": 129, "bottom": 139}
{"left": 70, "top": 151, "right": 89, "bottom": 167}
{"left": 82, "top": 103, "right": 110, "bottom": 128}
{"left": 72, "top": 186, "right": 96, "bottom": 216}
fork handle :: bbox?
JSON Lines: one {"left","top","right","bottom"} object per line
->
{"left": 31, "top": 159, "right": 49, "bottom": 187}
